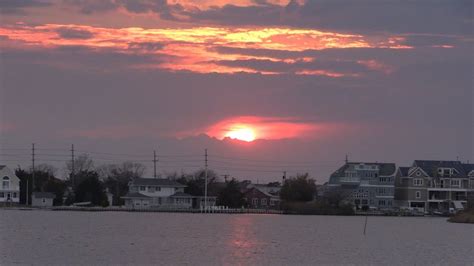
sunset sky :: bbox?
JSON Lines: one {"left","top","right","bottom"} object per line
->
{"left": 0, "top": 0, "right": 472, "bottom": 182}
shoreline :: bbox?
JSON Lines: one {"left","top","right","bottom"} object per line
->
{"left": 0, "top": 206, "right": 453, "bottom": 218}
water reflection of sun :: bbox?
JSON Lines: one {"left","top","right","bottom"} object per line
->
{"left": 224, "top": 216, "right": 260, "bottom": 264}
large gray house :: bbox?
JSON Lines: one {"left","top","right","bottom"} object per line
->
{"left": 327, "top": 161, "right": 397, "bottom": 210}
{"left": 395, "top": 160, "right": 474, "bottom": 213}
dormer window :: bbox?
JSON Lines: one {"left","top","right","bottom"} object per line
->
{"left": 437, "top": 168, "right": 454, "bottom": 177}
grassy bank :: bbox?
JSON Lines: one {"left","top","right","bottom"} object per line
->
{"left": 448, "top": 210, "right": 474, "bottom": 224}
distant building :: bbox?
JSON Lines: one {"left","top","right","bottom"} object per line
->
{"left": 32, "top": 192, "right": 55, "bottom": 207}
{"left": 395, "top": 160, "right": 474, "bottom": 213}
{"left": 122, "top": 178, "right": 195, "bottom": 209}
{"left": 327, "top": 162, "right": 397, "bottom": 210}
{"left": 0, "top": 165, "right": 20, "bottom": 206}
{"left": 243, "top": 186, "right": 281, "bottom": 209}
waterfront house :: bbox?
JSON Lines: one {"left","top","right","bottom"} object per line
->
{"left": 0, "top": 165, "right": 20, "bottom": 206}
{"left": 122, "top": 178, "right": 194, "bottom": 208}
{"left": 327, "top": 161, "right": 397, "bottom": 210}
{"left": 244, "top": 187, "right": 281, "bottom": 209}
{"left": 32, "top": 192, "right": 55, "bottom": 207}
{"left": 395, "top": 160, "right": 473, "bottom": 213}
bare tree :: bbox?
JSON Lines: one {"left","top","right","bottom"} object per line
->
{"left": 323, "top": 186, "right": 353, "bottom": 208}
{"left": 35, "top": 163, "right": 58, "bottom": 176}
{"left": 66, "top": 153, "right": 95, "bottom": 174}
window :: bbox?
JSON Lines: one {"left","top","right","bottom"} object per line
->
{"left": 362, "top": 199, "right": 368, "bottom": 205}
{"left": 2, "top": 176, "right": 9, "bottom": 189}
{"left": 415, "top": 191, "right": 421, "bottom": 199}
{"left": 413, "top": 179, "right": 423, "bottom": 186}
{"left": 378, "top": 200, "right": 385, "bottom": 206}
{"left": 42, "top": 199, "right": 45, "bottom": 203}
{"left": 13, "top": 192, "right": 17, "bottom": 198}
{"left": 155, "top": 187, "right": 161, "bottom": 191}
{"left": 252, "top": 198, "right": 258, "bottom": 206}
{"left": 270, "top": 199, "right": 275, "bottom": 206}
{"left": 0, "top": 192, "right": 3, "bottom": 198}
{"left": 261, "top": 199, "right": 267, "bottom": 205}
{"left": 140, "top": 186, "right": 146, "bottom": 191}
{"left": 416, "top": 171, "right": 421, "bottom": 176}
{"left": 451, "top": 179, "right": 460, "bottom": 188}
{"left": 148, "top": 186, "right": 154, "bottom": 192}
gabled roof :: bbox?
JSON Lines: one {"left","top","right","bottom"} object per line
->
{"left": 462, "top": 163, "right": 474, "bottom": 175}
{"left": 398, "top": 167, "right": 410, "bottom": 176}
{"left": 330, "top": 162, "right": 396, "bottom": 178}
{"left": 32, "top": 192, "right": 56, "bottom": 199}
{"left": 413, "top": 160, "right": 466, "bottom": 177}
{"left": 245, "top": 187, "right": 279, "bottom": 199}
{"left": 122, "top": 192, "right": 151, "bottom": 199}
{"left": 132, "top": 178, "right": 186, "bottom": 187}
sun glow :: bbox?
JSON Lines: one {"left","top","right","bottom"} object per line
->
{"left": 225, "top": 126, "right": 257, "bottom": 142}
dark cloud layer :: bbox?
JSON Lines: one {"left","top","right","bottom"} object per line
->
{"left": 56, "top": 27, "right": 94, "bottom": 39}
{"left": 0, "top": 0, "right": 51, "bottom": 14}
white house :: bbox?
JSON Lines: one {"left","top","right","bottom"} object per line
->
{"left": 0, "top": 165, "right": 20, "bottom": 205}
{"left": 32, "top": 192, "right": 55, "bottom": 207}
{"left": 122, "top": 178, "right": 194, "bottom": 208}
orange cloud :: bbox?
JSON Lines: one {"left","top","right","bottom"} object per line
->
{"left": 0, "top": 23, "right": 412, "bottom": 76}
{"left": 168, "top": 0, "right": 294, "bottom": 9}
{"left": 357, "top": 60, "right": 395, "bottom": 74}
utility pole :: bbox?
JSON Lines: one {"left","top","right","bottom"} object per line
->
{"left": 26, "top": 177, "right": 29, "bottom": 206}
{"left": 153, "top": 150, "right": 158, "bottom": 178}
{"left": 283, "top": 171, "right": 287, "bottom": 181}
{"left": 345, "top": 154, "right": 349, "bottom": 164}
{"left": 31, "top": 143, "right": 35, "bottom": 192}
{"left": 204, "top": 148, "right": 208, "bottom": 213}
{"left": 71, "top": 144, "right": 75, "bottom": 188}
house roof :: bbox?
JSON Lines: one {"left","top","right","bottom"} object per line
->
{"left": 122, "top": 192, "right": 151, "bottom": 199}
{"left": 132, "top": 178, "right": 186, "bottom": 187}
{"left": 462, "top": 163, "right": 474, "bottom": 174}
{"left": 398, "top": 167, "right": 410, "bottom": 176}
{"left": 32, "top": 192, "right": 56, "bottom": 199}
{"left": 330, "top": 162, "right": 396, "bottom": 178}
{"left": 170, "top": 192, "right": 193, "bottom": 198}
{"left": 413, "top": 160, "right": 466, "bottom": 177}
{"left": 245, "top": 187, "right": 279, "bottom": 199}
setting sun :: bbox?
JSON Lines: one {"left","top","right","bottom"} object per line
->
{"left": 225, "top": 127, "right": 257, "bottom": 142}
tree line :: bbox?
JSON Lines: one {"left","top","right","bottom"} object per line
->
{"left": 15, "top": 153, "right": 353, "bottom": 214}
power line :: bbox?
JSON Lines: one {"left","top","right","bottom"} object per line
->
{"left": 209, "top": 154, "right": 343, "bottom": 164}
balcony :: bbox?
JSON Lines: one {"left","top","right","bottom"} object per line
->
{"left": 339, "top": 177, "right": 361, "bottom": 184}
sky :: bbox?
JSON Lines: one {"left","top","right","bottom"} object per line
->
{"left": 0, "top": 0, "right": 472, "bottom": 183}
